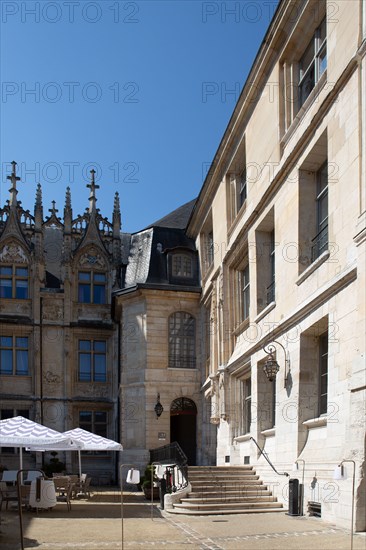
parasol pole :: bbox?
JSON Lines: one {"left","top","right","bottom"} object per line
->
{"left": 78, "top": 449, "right": 82, "bottom": 478}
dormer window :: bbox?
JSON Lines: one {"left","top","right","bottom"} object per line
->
{"left": 0, "top": 265, "right": 28, "bottom": 299}
{"left": 78, "top": 271, "right": 106, "bottom": 304}
{"left": 172, "top": 254, "right": 193, "bottom": 278}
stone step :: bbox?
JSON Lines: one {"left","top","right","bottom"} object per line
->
{"left": 168, "top": 507, "right": 286, "bottom": 516}
{"left": 190, "top": 475, "right": 260, "bottom": 482}
{"left": 190, "top": 480, "right": 264, "bottom": 489}
{"left": 180, "top": 496, "right": 277, "bottom": 504}
{"left": 188, "top": 466, "right": 254, "bottom": 471}
{"left": 173, "top": 501, "right": 282, "bottom": 511}
{"left": 187, "top": 489, "right": 271, "bottom": 498}
{"left": 189, "top": 472, "right": 258, "bottom": 478}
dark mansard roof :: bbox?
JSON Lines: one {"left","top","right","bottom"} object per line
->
{"left": 0, "top": 182, "right": 199, "bottom": 293}
{"left": 144, "top": 199, "right": 197, "bottom": 230}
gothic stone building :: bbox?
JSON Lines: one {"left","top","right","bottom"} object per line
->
{"left": 0, "top": 166, "right": 213, "bottom": 481}
{"left": 1, "top": 0, "right": 365, "bottom": 532}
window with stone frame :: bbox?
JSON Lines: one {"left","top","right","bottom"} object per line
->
{"left": 205, "top": 231, "right": 214, "bottom": 269}
{"left": 238, "top": 264, "right": 250, "bottom": 323}
{"left": 200, "top": 213, "right": 214, "bottom": 276}
{"left": 227, "top": 137, "right": 247, "bottom": 226}
{"left": 231, "top": 364, "right": 252, "bottom": 439}
{"left": 229, "top": 242, "right": 250, "bottom": 334}
{"left": 79, "top": 410, "right": 108, "bottom": 455}
{"left": 257, "top": 357, "right": 277, "bottom": 433}
{"left": 78, "top": 271, "right": 106, "bottom": 304}
{"left": 0, "top": 265, "right": 29, "bottom": 299}
{"left": 168, "top": 311, "right": 196, "bottom": 369}
{"left": 298, "top": 17, "right": 327, "bottom": 108}
{"left": 0, "top": 336, "right": 29, "bottom": 376}
{"left": 318, "top": 331, "right": 328, "bottom": 416}
{"left": 299, "top": 318, "right": 329, "bottom": 421}
{"left": 312, "top": 162, "right": 328, "bottom": 261}
{"left": 171, "top": 253, "right": 193, "bottom": 278}
{"left": 243, "top": 376, "right": 252, "bottom": 434}
{"left": 279, "top": 1, "right": 327, "bottom": 134}
{"left": 229, "top": 167, "right": 247, "bottom": 221}
{"left": 298, "top": 131, "right": 329, "bottom": 273}
{"left": 255, "top": 211, "right": 276, "bottom": 314}
{"left": 0, "top": 409, "right": 30, "bottom": 453}
{"left": 78, "top": 339, "right": 107, "bottom": 382}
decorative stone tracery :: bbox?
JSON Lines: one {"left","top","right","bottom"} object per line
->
{"left": 0, "top": 243, "right": 28, "bottom": 263}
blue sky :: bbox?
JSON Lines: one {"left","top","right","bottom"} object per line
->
{"left": 0, "top": 0, "right": 279, "bottom": 233}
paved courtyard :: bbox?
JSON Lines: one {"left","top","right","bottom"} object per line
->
{"left": 1, "top": 490, "right": 365, "bottom": 550}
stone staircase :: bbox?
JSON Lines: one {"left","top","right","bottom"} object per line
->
{"left": 169, "top": 466, "right": 285, "bottom": 515}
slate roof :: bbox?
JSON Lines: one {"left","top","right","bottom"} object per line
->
{"left": 144, "top": 199, "right": 197, "bottom": 230}
{"left": 1, "top": 193, "right": 200, "bottom": 294}
{"left": 122, "top": 198, "right": 200, "bottom": 290}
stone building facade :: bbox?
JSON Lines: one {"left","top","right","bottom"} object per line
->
{"left": 0, "top": 166, "right": 122, "bottom": 482}
{"left": 187, "top": 0, "right": 366, "bottom": 532}
{"left": 0, "top": 167, "right": 215, "bottom": 481}
{"left": 0, "top": 0, "right": 365, "bottom": 532}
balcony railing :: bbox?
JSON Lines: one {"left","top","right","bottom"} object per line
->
{"left": 266, "top": 280, "right": 275, "bottom": 305}
{"left": 311, "top": 225, "right": 328, "bottom": 262}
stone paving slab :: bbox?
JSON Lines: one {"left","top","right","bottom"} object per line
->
{"left": 0, "top": 491, "right": 365, "bottom": 550}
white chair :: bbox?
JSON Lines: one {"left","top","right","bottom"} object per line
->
{"left": 1, "top": 470, "right": 18, "bottom": 485}
{"left": 24, "top": 471, "right": 42, "bottom": 485}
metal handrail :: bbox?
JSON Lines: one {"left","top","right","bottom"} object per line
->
{"left": 149, "top": 442, "right": 188, "bottom": 492}
{"left": 311, "top": 225, "right": 328, "bottom": 261}
{"left": 266, "top": 280, "right": 275, "bottom": 305}
{"left": 250, "top": 437, "right": 289, "bottom": 477}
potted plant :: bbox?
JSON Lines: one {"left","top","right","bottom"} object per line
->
{"left": 141, "top": 464, "right": 160, "bottom": 500}
{"left": 43, "top": 451, "right": 66, "bottom": 478}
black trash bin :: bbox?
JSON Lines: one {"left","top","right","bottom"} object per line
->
{"left": 159, "top": 478, "right": 167, "bottom": 510}
{"left": 288, "top": 478, "right": 300, "bottom": 516}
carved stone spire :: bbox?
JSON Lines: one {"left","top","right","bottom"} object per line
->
{"left": 113, "top": 191, "right": 121, "bottom": 237}
{"left": 87, "top": 169, "right": 99, "bottom": 214}
{"left": 65, "top": 186, "right": 72, "bottom": 211}
{"left": 64, "top": 186, "right": 72, "bottom": 234}
{"left": 34, "top": 183, "right": 43, "bottom": 231}
{"left": 49, "top": 200, "right": 59, "bottom": 217}
{"left": 7, "top": 161, "right": 21, "bottom": 208}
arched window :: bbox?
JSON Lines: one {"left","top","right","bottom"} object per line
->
{"left": 169, "top": 312, "right": 196, "bottom": 369}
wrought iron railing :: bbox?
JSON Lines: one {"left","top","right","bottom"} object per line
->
{"left": 266, "top": 280, "right": 275, "bottom": 305}
{"left": 250, "top": 437, "right": 289, "bottom": 477}
{"left": 149, "top": 441, "right": 188, "bottom": 492}
{"left": 311, "top": 225, "right": 328, "bottom": 262}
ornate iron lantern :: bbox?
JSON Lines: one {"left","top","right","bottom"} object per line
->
{"left": 154, "top": 393, "right": 164, "bottom": 418}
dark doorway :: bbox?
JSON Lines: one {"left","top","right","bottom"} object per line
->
{"left": 170, "top": 397, "right": 197, "bottom": 465}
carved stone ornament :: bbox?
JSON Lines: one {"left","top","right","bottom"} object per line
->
{"left": 0, "top": 243, "right": 28, "bottom": 264}
{"left": 218, "top": 269, "right": 224, "bottom": 306}
{"left": 42, "top": 303, "right": 63, "bottom": 321}
{"left": 43, "top": 371, "right": 61, "bottom": 384}
{"left": 79, "top": 249, "right": 106, "bottom": 268}
{"left": 77, "top": 384, "right": 109, "bottom": 398}
{"left": 210, "top": 280, "right": 217, "bottom": 323}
